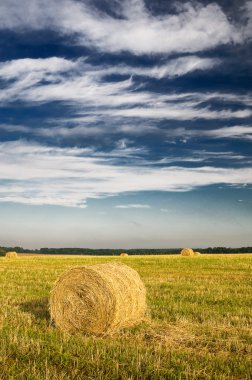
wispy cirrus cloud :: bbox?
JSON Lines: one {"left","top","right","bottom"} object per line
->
{"left": 0, "top": 57, "right": 250, "bottom": 122}
{"left": 206, "top": 125, "right": 252, "bottom": 140}
{"left": 148, "top": 152, "right": 247, "bottom": 165}
{"left": 0, "top": 0, "right": 250, "bottom": 55}
{"left": 106, "top": 105, "right": 251, "bottom": 120}
{"left": 0, "top": 57, "right": 78, "bottom": 79}
{"left": 115, "top": 204, "right": 151, "bottom": 209}
{"left": 163, "top": 125, "right": 252, "bottom": 142}
{"left": 0, "top": 140, "right": 252, "bottom": 207}
{"left": 89, "top": 56, "right": 220, "bottom": 79}
{"left": 0, "top": 124, "right": 31, "bottom": 133}
{"left": 46, "top": 56, "right": 219, "bottom": 79}
{"left": 0, "top": 56, "right": 220, "bottom": 83}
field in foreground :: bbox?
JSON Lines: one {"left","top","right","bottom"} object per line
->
{"left": 0, "top": 254, "right": 252, "bottom": 380}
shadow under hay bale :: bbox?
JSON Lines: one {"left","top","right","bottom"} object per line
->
{"left": 20, "top": 298, "right": 50, "bottom": 321}
{"left": 180, "top": 248, "right": 194, "bottom": 256}
{"left": 49, "top": 262, "right": 146, "bottom": 335}
{"left": 5, "top": 251, "right": 18, "bottom": 258}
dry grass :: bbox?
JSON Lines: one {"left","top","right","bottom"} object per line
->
{"left": 0, "top": 254, "right": 252, "bottom": 379}
{"left": 50, "top": 262, "right": 146, "bottom": 335}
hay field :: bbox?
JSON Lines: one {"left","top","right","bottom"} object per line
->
{"left": 0, "top": 254, "right": 252, "bottom": 380}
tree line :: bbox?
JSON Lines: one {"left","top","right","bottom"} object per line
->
{"left": 0, "top": 246, "right": 252, "bottom": 256}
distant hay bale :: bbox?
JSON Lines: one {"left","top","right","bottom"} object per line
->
{"left": 49, "top": 262, "right": 146, "bottom": 335}
{"left": 180, "top": 248, "right": 194, "bottom": 256}
{"left": 120, "top": 253, "right": 129, "bottom": 257}
{"left": 194, "top": 251, "right": 201, "bottom": 256}
{"left": 5, "top": 251, "right": 18, "bottom": 258}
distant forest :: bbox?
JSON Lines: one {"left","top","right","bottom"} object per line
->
{"left": 0, "top": 246, "right": 252, "bottom": 256}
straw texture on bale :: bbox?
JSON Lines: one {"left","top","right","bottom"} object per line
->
{"left": 194, "top": 251, "right": 201, "bottom": 256}
{"left": 181, "top": 248, "right": 194, "bottom": 256}
{"left": 5, "top": 251, "right": 18, "bottom": 258}
{"left": 120, "top": 253, "right": 129, "bottom": 257}
{"left": 49, "top": 262, "right": 146, "bottom": 335}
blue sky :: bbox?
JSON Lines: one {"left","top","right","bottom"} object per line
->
{"left": 0, "top": 0, "right": 252, "bottom": 248}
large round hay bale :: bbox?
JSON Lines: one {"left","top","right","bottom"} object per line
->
{"left": 49, "top": 263, "right": 146, "bottom": 335}
{"left": 5, "top": 251, "right": 18, "bottom": 258}
{"left": 120, "top": 253, "right": 129, "bottom": 257}
{"left": 181, "top": 248, "right": 194, "bottom": 256}
{"left": 194, "top": 251, "right": 201, "bottom": 256}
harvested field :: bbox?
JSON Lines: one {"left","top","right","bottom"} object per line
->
{"left": 0, "top": 254, "right": 252, "bottom": 379}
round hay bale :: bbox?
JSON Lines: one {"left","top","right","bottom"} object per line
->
{"left": 120, "top": 253, "right": 129, "bottom": 257}
{"left": 49, "top": 262, "right": 146, "bottom": 335}
{"left": 5, "top": 251, "right": 18, "bottom": 258}
{"left": 194, "top": 251, "right": 201, "bottom": 256}
{"left": 180, "top": 248, "right": 194, "bottom": 256}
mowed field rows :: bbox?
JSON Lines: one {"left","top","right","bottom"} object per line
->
{"left": 0, "top": 254, "right": 251, "bottom": 380}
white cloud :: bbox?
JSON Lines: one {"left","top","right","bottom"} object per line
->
{"left": 89, "top": 56, "right": 220, "bottom": 79}
{"left": 1, "top": 140, "right": 252, "bottom": 207}
{"left": 105, "top": 105, "right": 251, "bottom": 121}
{"left": 0, "top": 56, "right": 221, "bottom": 86}
{"left": 0, "top": 57, "right": 78, "bottom": 79}
{"left": 0, "top": 56, "right": 219, "bottom": 82}
{"left": 0, "top": 58, "right": 146, "bottom": 106}
{"left": 0, "top": 58, "right": 250, "bottom": 122}
{"left": 0, "top": 0, "right": 246, "bottom": 55}
{"left": 206, "top": 125, "right": 252, "bottom": 140}
{"left": 199, "top": 92, "right": 252, "bottom": 106}
{"left": 191, "top": 151, "right": 247, "bottom": 161}
{"left": 0, "top": 120, "right": 158, "bottom": 139}
{"left": 163, "top": 125, "right": 252, "bottom": 142}
{"left": 115, "top": 204, "right": 151, "bottom": 209}
{"left": 147, "top": 56, "right": 220, "bottom": 78}
{"left": 37, "top": 125, "right": 105, "bottom": 138}
{"left": 0, "top": 124, "right": 31, "bottom": 133}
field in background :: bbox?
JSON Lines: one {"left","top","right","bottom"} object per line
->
{"left": 0, "top": 254, "right": 251, "bottom": 380}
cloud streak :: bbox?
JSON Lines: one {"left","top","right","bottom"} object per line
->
{"left": 0, "top": 56, "right": 220, "bottom": 82}
{"left": 163, "top": 125, "right": 252, "bottom": 142}
{"left": 115, "top": 204, "right": 151, "bottom": 209}
{"left": 0, "top": 58, "right": 250, "bottom": 123}
{"left": 0, "top": 140, "right": 252, "bottom": 207}
{"left": 0, "top": 0, "right": 249, "bottom": 55}
{"left": 88, "top": 56, "right": 220, "bottom": 79}
{"left": 0, "top": 57, "right": 78, "bottom": 79}
{"left": 206, "top": 125, "right": 252, "bottom": 140}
